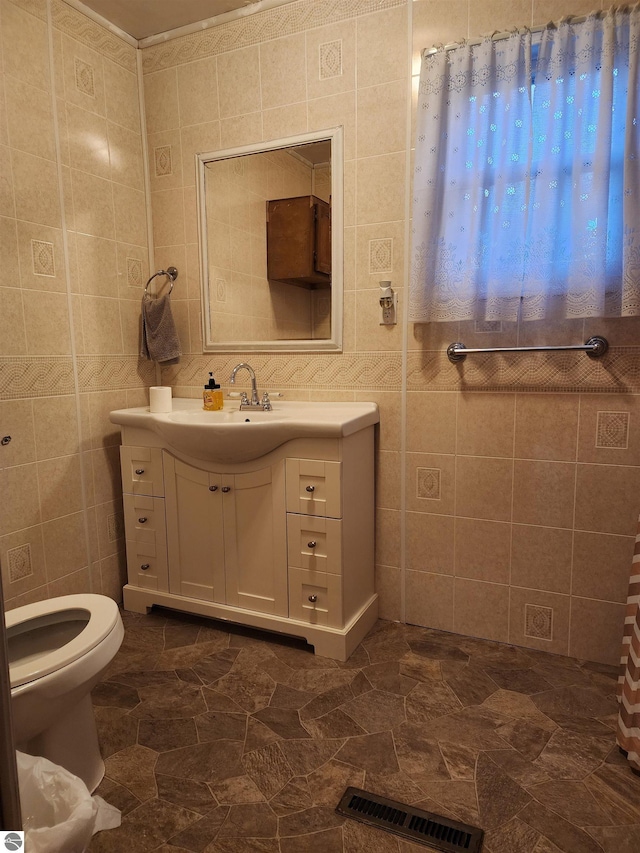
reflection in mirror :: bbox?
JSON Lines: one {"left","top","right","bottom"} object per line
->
{"left": 197, "top": 128, "right": 343, "bottom": 352}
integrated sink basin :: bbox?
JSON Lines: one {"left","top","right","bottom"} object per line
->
{"left": 110, "top": 398, "right": 379, "bottom": 463}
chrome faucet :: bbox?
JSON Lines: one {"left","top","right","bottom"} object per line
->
{"left": 230, "top": 363, "right": 270, "bottom": 409}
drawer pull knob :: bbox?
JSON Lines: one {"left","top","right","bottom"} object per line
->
{"left": 308, "top": 594, "right": 318, "bottom": 603}
{"left": 135, "top": 468, "right": 145, "bottom": 475}
{"left": 138, "top": 517, "right": 148, "bottom": 523}
{"left": 209, "top": 485, "right": 218, "bottom": 492}
{"left": 140, "top": 563, "right": 150, "bottom": 570}
{"left": 221, "top": 486, "right": 231, "bottom": 493}
{"left": 307, "top": 541, "right": 316, "bottom": 549}
{"left": 305, "top": 485, "right": 315, "bottom": 493}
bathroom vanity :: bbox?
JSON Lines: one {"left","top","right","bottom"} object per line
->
{"left": 110, "top": 399, "right": 379, "bottom": 660}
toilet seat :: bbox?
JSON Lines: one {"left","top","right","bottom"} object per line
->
{"left": 6, "top": 594, "right": 121, "bottom": 689}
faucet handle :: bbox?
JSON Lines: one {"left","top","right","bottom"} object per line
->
{"left": 240, "top": 391, "right": 249, "bottom": 406}
{"left": 261, "top": 392, "right": 272, "bottom": 411}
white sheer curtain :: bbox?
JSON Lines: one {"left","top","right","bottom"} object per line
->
{"left": 410, "top": 8, "right": 640, "bottom": 324}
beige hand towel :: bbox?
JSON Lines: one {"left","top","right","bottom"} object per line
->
{"left": 140, "top": 292, "right": 182, "bottom": 363}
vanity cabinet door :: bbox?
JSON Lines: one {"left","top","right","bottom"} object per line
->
{"left": 163, "top": 454, "right": 226, "bottom": 602}
{"left": 120, "top": 446, "right": 164, "bottom": 497}
{"left": 223, "top": 462, "right": 287, "bottom": 617}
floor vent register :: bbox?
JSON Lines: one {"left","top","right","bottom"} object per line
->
{"left": 336, "top": 787, "right": 484, "bottom": 852}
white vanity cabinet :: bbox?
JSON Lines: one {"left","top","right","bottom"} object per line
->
{"left": 113, "top": 400, "right": 378, "bottom": 661}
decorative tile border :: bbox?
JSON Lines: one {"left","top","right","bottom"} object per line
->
{"left": 0, "top": 356, "right": 154, "bottom": 398}
{"left": 52, "top": 0, "right": 137, "bottom": 72}
{"left": 142, "top": 0, "right": 405, "bottom": 73}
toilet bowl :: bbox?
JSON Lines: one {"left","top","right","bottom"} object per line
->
{"left": 6, "top": 594, "right": 124, "bottom": 793}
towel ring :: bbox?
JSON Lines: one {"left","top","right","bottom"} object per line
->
{"left": 144, "top": 266, "right": 178, "bottom": 296}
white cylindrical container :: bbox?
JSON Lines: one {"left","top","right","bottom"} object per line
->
{"left": 149, "top": 386, "right": 172, "bottom": 413}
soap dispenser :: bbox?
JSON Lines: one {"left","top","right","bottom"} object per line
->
{"left": 203, "top": 373, "right": 223, "bottom": 411}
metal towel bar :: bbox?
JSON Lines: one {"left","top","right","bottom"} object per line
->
{"left": 447, "top": 335, "right": 609, "bottom": 363}
{"left": 144, "top": 266, "right": 178, "bottom": 297}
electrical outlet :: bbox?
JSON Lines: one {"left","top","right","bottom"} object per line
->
{"left": 380, "top": 293, "right": 398, "bottom": 325}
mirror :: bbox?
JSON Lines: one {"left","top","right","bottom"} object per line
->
{"left": 197, "top": 127, "right": 343, "bottom": 352}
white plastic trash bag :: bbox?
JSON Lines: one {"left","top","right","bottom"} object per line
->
{"left": 16, "top": 751, "right": 121, "bottom": 853}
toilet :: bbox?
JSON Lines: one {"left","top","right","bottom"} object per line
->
{"left": 6, "top": 594, "right": 124, "bottom": 792}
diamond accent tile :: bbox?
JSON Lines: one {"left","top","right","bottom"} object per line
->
{"left": 216, "top": 279, "right": 227, "bottom": 303}
{"left": 127, "top": 257, "right": 143, "bottom": 288}
{"left": 524, "top": 604, "right": 553, "bottom": 641}
{"left": 74, "top": 57, "right": 95, "bottom": 97}
{"left": 596, "top": 411, "right": 629, "bottom": 449}
{"left": 107, "top": 512, "right": 124, "bottom": 542}
{"left": 233, "top": 159, "right": 244, "bottom": 177}
{"left": 474, "top": 320, "right": 503, "bottom": 333}
{"left": 154, "top": 145, "right": 173, "bottom": 177}
{"left": 319, "top": 40, "right": 342, "bottom": 79}
{"left": 31, "top": 240, "right": 55, "bottom": 276}
{"left": 8, "top": 543, "right": 33, "bottom": 583}
{"left": 416, "top": 467, "right": 440, "bottom": 500}
{"left": 369, "top": 238, "right": 393, "bottom": 274}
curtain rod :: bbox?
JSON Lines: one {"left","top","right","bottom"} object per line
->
{"left": 422, "top": 15, "right": 590, "bottom": 57}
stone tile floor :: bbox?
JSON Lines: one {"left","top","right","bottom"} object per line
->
{"left": 88, "top": 609, "right": 640, "bottom": 853}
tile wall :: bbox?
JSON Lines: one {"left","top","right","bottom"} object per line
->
{"left": 0, "top": 0, "right": 151, "bottom": 609}
{"left": 1, "top": 0, "right": 638, "bottom": 668}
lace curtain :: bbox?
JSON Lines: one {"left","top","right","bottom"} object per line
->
{"left": 409, "top": 8, "right": 640, "bottom": 324}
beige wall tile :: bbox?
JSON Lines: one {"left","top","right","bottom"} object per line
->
{"left": 260, "top": 34, "right": 306, "bottom": 110}
{"left": 5, "top": 76, "right": 55, "bottom": 161}
{"left": 356, "top": 80, "right": 407, "bottom": 159}
{"left": 180, "top": 122, "right": 221, "bottom": 187}
{"left": 0, "top": 463, "right": 41, "bottom": 535}
{"left": 307, "top": 91, "right": 356, "bottom": 161}
{"left": 355, "top": 390, "right": 401, "bottom": 452}
{"left": 108, "top": 122, "right": 144, "bottom": 190}
{"left": 113, "top": 184, "right": 147, "bottom": 246}
{"left": 42, "top": 511, "right": 88, "bottom": 581}
{"left": 572, "top": 531, "right": 634, "bottom": 604}
{"left": 406, "top": 391, "right": 456, "bottom": 454}
{"left": 94, "top": 498, "right": 124, "bottom": 559}
{"left": 356, "top": 152, "right": 405, "bottom": 225}
{"left": 375, "top": 564, "right": 401, "bottom": 621}
{"left": 86, "top": 389, "right": 129, "bottom": 449}
{"left": 1, "top": 0, "right": 50, "bottom": 91}
{"left": 0, "top": 216, "right": 19, "bottom": 284}
{"left": 569, "top": 597, "right": 626, "bottom": 666}
{"left": 575, "top": 464, "right": 640, "bottom": 537}
{"left": 406, "top": 569, "right": 454, "bottom": 631}
{"left": 457, "top": 393, "right": 515, "bottom": 458}
{"left": 469, "top": 0, "right": 533, "bottom": 34}
{"left": 73, "top": 233, "right": 118, "bottom": 298}
{"left": 79, "top": 295, "right": 123, "bottom": 355}
{"left": 48, "top": 566, "right": 91, "bottom": 597}
{"left": 0, "top": 286, "right": 27, "bottom": 353}
{"left": 99, "top": 551, "right": 126, "bottom": 602}
{"left": 357, "top": 7, "right": 408, "bottom": 87}
{"left": 457, "top": 319, "right": 518, "bottom": 350}
{"left": 516, "top": 317, "right": 584, "bottom": 348}
{"left": 90, "top": 445, "right": 123, "bottom": 505}
{"left": 22, "top": 291, "right": 71, "bottom": 355}
{"left": 511, "top": 524, "right": 572, "bottom": 594}
{"left": 143, "top": 68, "right": 180, "bottom": 133}
{"left": 59, "top": 34, "right": 106, "bottom": 116}
{"left": 509, "top": 587, "right": 570, "bottom": 657}
{"left": 413, "top": 1, "right": 470, "bottom": 61}
{"left": 512, "top": 460, "right": 575, "bottom": 529}
{"left": 577, "top": 394, "right": 640, "bottom": 466}
{"left": 306, "top": 19, "right": 356, "bottom": 100}
{"left": 32, "top": 395, "right": 79, "bottom": 459}
{"left": 533, "top": 0, "right": 597, "bottom": 28}
{"left": 406, "top": 452, "right": 456, "bottom": 515}
{"left": 104, "top": 60, "right": 140, "bottom": 134}
{"left": 454, "top": 578, "right": 509, "bottom": 642}
{"left": 262, "top": 103, "right": 308, "bottom": 142}
{"left": 585, "top": 315, "right": 640, "bottom": 348}
{"left": 217, "top": 46, "right": 261, "bottom": 119}
{"left": 375, "top": 507, "right": 401, "bottom": 568}
{"left": 456, "top": 456, "right": 513, "bottom": 522}
{"left": 0, "top": 145, "right": 16, "bottom": 217}
{"left": 354, "top": 288, "right": 404, "bottom": 352}
{"left": 514, "top": 394, "right": 579, "bottom": 462}
{"left": 0, "top": 400, "right": 35, "bottom": 466}
{"left": 12, "top": 150, "right": 61, "bottom": 228}
{"left": 177, "top": 56, "right": 219, "bottom": 127}
{"left": 406, "top": 511, "right": 454, "bottom": 574}
{"left": 376, "top": 449, "right": 401, "bottom": 510}
{"left": 37, "top": 454, "right": 83, "bottom": 522}
{"left": 70, "top": 168, "right": 114, "bottom": 239}
{"left": 66, "top": 103, "right": 110, "bottom": 179}
{"left": 0, "top": 523, "right": 47, "bottom": 598}
{"left": 454, "top": 517, "right": 510, "bottom": 584}
{"left": 220, "top": 112, "right": 263, "bottom": 151}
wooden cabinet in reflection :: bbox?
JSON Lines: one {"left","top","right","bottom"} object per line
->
{"left": 266, "top": 195, "right": 331, "bottom": 288}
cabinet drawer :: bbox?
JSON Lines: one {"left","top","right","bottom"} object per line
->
{"left": 123, "top": 494, "right": 165, "bottom": 543}
{"left": 125, "top": 537, "right": 168, "bottom": 591}
{"left": 288, "top": 567, "right": 341, "bottom": 628}
{"left": 121, "top": 446, "right": 164, "bottom": 497}
{"left": 287, "top": 514, "right": 341, "bottom": 575}
{"left": 286, "top": 459, "right": 341, "bottom": 518}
